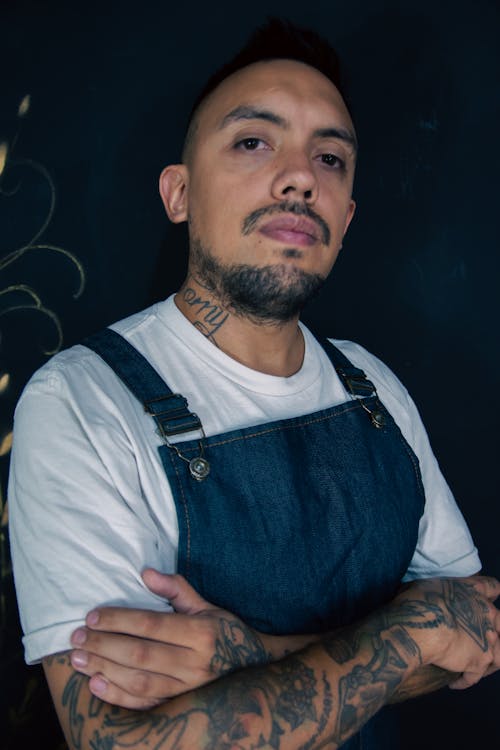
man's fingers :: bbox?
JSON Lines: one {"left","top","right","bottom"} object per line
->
{"left": 142, "top": 569, "right": 211, "bottom": 614}
{"left": 447, "top": 616, "right": 500, "bottom": 690}
{"left": 84, "top": 606, "right": 174, "bottom": 637}
{"left": 70, "top": 626, "right": 207, "bottom": 675}
{"left": 70, "top": 649, "right": 188, "bottom": 700}
{"left": 83, "top": 605, "right": 210, "bottom": 644}
{"left": 87, "top": 672, "right": 164, "bottom": 710}
{"left": 468, "top": 575, "right": 500, "bottom": 602}
{"left": 448, "top": 670, "right": 483, "bottom": 690}
{"left": 491, "top": 633, "right": 500, "bottom": 669}
{"left": 448, "top": 642, "right": 500, "bottom": 690}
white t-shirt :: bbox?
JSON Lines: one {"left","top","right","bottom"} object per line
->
{"left": 8, "top": 295, "right": 480, "bottom": 664}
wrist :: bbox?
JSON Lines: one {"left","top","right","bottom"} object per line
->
{"left": 260, "top": 631, "right": 321, "bottom": 662}
{"left": 389, "top": 587, "right": 451, "bottom": 667}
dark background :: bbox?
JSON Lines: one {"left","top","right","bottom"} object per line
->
{"left": 1, "top": 0, "right": 499, "bottom": 746}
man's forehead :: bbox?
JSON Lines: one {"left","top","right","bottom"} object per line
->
{"left": 199, "top": 59, "right": 352, "bottom": 131}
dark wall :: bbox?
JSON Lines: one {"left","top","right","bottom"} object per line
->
{"left": 1, "top": 1, "right": 498, "bottom": 746}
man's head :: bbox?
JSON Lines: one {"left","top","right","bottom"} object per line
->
{"left": 160, "top": 20, "right": 357, "bottom": 324}
{"left": 181, "top": 18, "right": 352, "bottom": 166}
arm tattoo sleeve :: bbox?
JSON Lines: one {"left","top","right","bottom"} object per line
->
{"left": 51, "top": 579, "right": 493, "bottom": 750}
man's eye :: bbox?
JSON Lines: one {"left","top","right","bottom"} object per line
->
{"left": 321, "top": 153, "right": 344, "bottom": 169}
{"left": 235, "top": 138, "right": 266, "bottom": 151}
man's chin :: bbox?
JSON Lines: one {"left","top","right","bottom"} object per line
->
{"left": 190, "top": 239, "right": 326, "bottom": 323}
{"left": 219, "top": 263, "right": 326, "bottom": 323}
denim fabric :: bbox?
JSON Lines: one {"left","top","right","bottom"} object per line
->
{"left": 84, "top": 328, "right": 426, "bottom": 749}
{"left": 160, "top": 395, "right": 424, "bottom": 633}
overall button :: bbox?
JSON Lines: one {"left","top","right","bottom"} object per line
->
{"left": 370, "top": 411, "right": 386, "bottom": 429}
{"left": 189, "top": 456, "right": 210, "bottom": 481}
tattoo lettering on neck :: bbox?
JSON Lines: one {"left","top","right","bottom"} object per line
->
{"left": 183, "top": 286, "right": 229, "bottom": 343}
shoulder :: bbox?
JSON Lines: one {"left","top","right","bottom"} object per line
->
{"left": 320, "top": 335, "right": 425, "bottom": 455}
{"left": 16, "top": 301, "right": 167, "bottom": 405}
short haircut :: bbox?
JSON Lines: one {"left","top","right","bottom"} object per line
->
{"left": 182, "top": 17, "right": 348, "bottom": 163}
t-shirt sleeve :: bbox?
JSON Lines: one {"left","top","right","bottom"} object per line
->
{"left": 8, "top": 358, "right": 174, "bottom": 665}
{"left": 397, "top": 387, "right": 481, "bottom": 581}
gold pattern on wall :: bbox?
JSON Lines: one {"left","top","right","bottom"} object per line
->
{"left": 0, "top": 94, "right": 86, "bottom": 629}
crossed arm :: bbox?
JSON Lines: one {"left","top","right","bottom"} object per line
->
{"left": 43, "top": 573, "right": 500, "bottom": 750}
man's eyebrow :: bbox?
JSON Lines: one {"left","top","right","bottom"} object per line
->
{"left": 219, "top": 106, "right": 287, "bottom": 130}
{"left": 218, "top": 105, "right": 358, "bottom": 153}
{"left": 314, "top": 127, "right": 358, "bottom": 153}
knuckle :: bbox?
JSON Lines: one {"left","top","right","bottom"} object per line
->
{"left": 124, "top": 695, "right": 158, "bottom": 710}
{"left": 182, "top": 647, "right": 211, "bottom": 678}
{"left": 181, "top": 663, "right": 208, "bottom": 686}
{"left": 131, "top": 640, "right": 151, "bottom": 665}
{"left": 197, "top": 622, "right": 216, "bottom": 651}
{"left": 130, "top": 670, "right": 153, "bottom": 696}
{"left": 138, "top": 610, "right": 162, "bottom": 636}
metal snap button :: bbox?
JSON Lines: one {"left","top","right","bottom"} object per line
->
{"left": 189, "top": 456, "right": 210, "bottom": 481}
{"left": 370, "top": 411, "right": 386, "bottom": 429}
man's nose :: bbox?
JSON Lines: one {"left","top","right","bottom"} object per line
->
{"left": 270, "top": 152, "right": 318, "bottom": 203}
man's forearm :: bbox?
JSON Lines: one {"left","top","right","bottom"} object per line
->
{"left": 389, "top": 665, "right": 459, "bottom": 703}
{"left": 46, "top": 576, "right": 500, "bottom": 749}
{"left": 46, "top": 609, "right": 423, "bottom": 750}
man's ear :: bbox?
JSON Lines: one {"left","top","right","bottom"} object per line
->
{"left": 159, "top": 164, "right": 189, "bottom": 223}
{"left": 343, "top": 199, "right": 356, "bottom": 236}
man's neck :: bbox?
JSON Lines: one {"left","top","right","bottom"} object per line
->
{"left": 174, "top": 277, "right": 305, "bottom": 377}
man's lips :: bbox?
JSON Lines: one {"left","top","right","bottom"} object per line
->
{"left": 258, "top": 216, "right": 320, "bottom": 247}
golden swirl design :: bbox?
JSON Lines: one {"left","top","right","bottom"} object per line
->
{"left": 1, "top": 156, "right": 85, "bottom": 354}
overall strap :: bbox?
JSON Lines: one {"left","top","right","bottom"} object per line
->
{"left": 83, "top": 328, "right": 202, "bottom": 439}
{"left": 83, "top": 328, "right": 380, "bottom": 434}
{"left": 321, "top": 338, "right": 378, "bottom": 399}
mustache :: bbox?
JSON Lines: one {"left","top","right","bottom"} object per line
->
{"left": 241, "top": 201, "right": 331, "bottom": 246}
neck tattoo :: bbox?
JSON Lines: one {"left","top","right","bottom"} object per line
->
{"left": 182, "top": 286, "right": 229, "bottom": 345}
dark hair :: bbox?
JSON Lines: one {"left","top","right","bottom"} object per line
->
{"left": 182, "top": 18, "right": 348, "bottom": 162}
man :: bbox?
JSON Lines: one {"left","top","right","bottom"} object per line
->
{"left": 8, "top": 18, "right": 500, "bottom": 750}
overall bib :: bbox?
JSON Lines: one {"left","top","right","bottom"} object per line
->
{"left": 84, "top": 328, "right": 426, "bottom": 749}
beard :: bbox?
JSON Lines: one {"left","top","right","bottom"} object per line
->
{"left": 190, "top": 237, "right": 326, "bottom": 324}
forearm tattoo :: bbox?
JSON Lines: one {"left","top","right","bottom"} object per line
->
{"left": 52, "top": 579, "right": 494, "bottom": 749}
{"left": 440, "top": 579, "right": 492, "bottom": 649}
{"left": 60, "top": 654, "right": 321, "bottom": 750}
{"left": 209, "top": 616, "right": 273, "bottom": 677}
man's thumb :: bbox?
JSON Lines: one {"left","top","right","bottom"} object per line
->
{"left": 142, "top": 568, "right": 210, "bottom": 614}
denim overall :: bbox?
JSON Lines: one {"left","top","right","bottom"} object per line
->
{"left": 84, "top": 328, "right": 425, "bottom": 749}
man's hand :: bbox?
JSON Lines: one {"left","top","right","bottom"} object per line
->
{"left": 391, "top": 575, "right": 500, "bottom": 689}
{"left": 51, "top": 573, "right": 500, "bottom": 750}
{"left": 69, "top": 572, "right": 500, "bottom": 714}
{"left": 70, "top": 570, "right": 280, "bottom": 709}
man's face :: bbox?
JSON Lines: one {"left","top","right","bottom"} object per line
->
{"left": 163, "top": 59, "right": 357, "bottom": 320}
